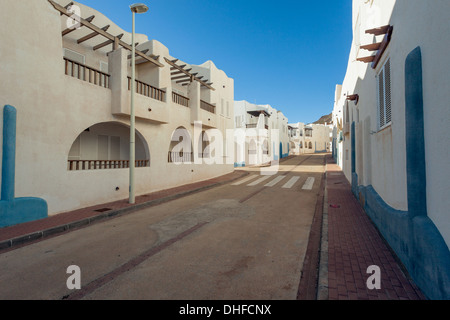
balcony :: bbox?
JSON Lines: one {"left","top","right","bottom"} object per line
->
{"left": 127, "top": 77, "right": 165, "bottom": 102}
{"left": 200, "top": 100, "right": 216, "bottom": 114}
{"left": 246, "top": 123, "right": 269, "bottom": 130}
{"left": 64, "top": 57, "right": 110, "bottom": 89}
{"left": 172, "top": 92, "right": 190, "bottom": 108}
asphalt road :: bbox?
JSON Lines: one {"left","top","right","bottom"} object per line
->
{"left": 0, "top": 154, "right": 326, "bottom": 300}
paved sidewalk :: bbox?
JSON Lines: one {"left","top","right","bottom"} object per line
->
{"left": 0, "top": 170, "right": 248, "bottom": 252}
{"left": 322, "top": 155, "right": 427, "bottom": 300}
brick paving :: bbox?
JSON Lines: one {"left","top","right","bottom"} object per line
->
{"left": 325, "top": 156, "right": 427, "bottom": 300}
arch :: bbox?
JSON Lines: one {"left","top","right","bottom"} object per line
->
{"left": 248, "top": 138, "right": 257, "bottom": 165}
{"left": 168, "top": 126, "right": 193, "bottom": 163}
{"left": 198, "top": 130, "right": 211, "bottom": 159}
{"left": 262, "top": 139, "right": 269, "bottom": 155}
{"left": 67, "top": 121, "right": 150, "bottom": 171}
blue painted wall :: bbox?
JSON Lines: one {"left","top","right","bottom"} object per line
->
{"left": 234, "top": 162, "right": 246, "bottom": 168}
{"left": 351, "top": 48, "right": 449, "bottom": 300}
{"left": 0, "top": 105, "right": 48, "bottom": 228}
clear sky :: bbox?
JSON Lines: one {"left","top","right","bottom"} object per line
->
{"left": 77, "top": 0, "right": 353, "bottom": 124}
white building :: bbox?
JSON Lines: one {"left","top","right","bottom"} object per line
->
{"left": 234, "top": 100, "right": 289, "bottom": 167}
{"left": 0, "top": 0, "right": 235, "bottom": 226}
{"left": 332, "top": 0, "right": 450, "bottom": 299}
{"left": 289, "top": 122, "right": 332, "bottom": 155}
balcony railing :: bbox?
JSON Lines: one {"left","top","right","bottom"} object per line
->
{"left": 168, "top": 151, "right": 193, "bottom": 163}
{"left": 246, "top": 124, "right": 269, "bottom": 130}
{"left": 64, "top": 57, "right": 110, "bottom": 88}
{"left": 172, "top": 92, "right": 190, "bottom": 108}
{"left": 68, "top": 159, "right": 149, "bottom": 171}
{"left": 128, "top": 77, "right": 165, "bottom": 102}
{"left": 200, "top": 100, "right": 216, "bottom": 114}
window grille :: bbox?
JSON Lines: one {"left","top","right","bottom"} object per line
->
{"left": 377, "top": 59, "right": 392, "bottom": 129}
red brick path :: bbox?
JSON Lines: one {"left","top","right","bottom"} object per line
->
{"left": 325, "top": 156, "right": 426, "bottom": 300}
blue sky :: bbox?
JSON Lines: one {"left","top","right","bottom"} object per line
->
{"left": 78, "top": 0, "right": 353, "bottom": 124}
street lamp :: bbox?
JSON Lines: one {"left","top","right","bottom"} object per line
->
{"left": 129, "top": 3, "right": 148, "bottom": 204}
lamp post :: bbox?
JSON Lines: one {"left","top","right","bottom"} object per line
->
{"left": 129, "top": 3, "right": 148, "bottom": 204}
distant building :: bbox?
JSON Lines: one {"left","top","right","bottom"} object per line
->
{"left": 289, "top": 122, "right": 332, "bottom": 155}
{"left": 0, "top": 0, "right": 234, "bottom": 224}
{"left": 332, "top": 0, "right": 450, "bottom": 299}
{"left": 234, "top": 101, "right": 289, "bottom": 167}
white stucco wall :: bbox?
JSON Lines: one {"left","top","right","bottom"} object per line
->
{"left": 333, "top": 0, "right": 450, "bottom": 247}
{"left": 233, "top": 100, "right": 290, "bottom": 166}
{"left": 0, "top": 0, "right": 235, "bottom": 216}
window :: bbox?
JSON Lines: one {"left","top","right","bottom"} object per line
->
{"left": 100, "top": 61, "right": 109, "bottom": 73}
{"left": 63, "top": 48, "right": 85, "bottom": 64}
{"left": 63, "top": 48, "right": 86, "bottom": 79}
{"left": 100, "top": 61, "right": 109, "bottom": 87}
{"left": 377, "top": 58, "right": 392, "bottom": 129}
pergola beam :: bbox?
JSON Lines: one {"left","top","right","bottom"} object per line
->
{"left": 171, "top": 64, "right": 186, "bottom": 70}
{"left": 357, "top": 55, "right": 375, "bottom": 63}
{"left": 61, "top": 1, "right": 74, "bottom": 15}
{"left": 77, "top": 25, "right": 110, "bottom": 44}
{"left": 127, "top": 49, "right": 149, "bottom": 59}
{"left": 176, "top": 79, "right": 192, "bottom": 84}
{"left": 171, "top": 68, "right": 192, "bottom": 75}
{"left": 93, "top": 33, "right": 123, "bottom": 51}
{"left": 164, "top": 57, "right": 215, "bottom": 91}
{"left": 62, "top": 15, "right": 95, "bottom": 36}
{"left": 371, "top": 26, "right": 393, "bottom": 69}
{"left": 360, "top": 42, "right": 381, "bottom": 51}
{"left": 365, "top": 25, "right": 390, "bottom": 36}
{"left": 48, "top": 0, "right": 163, "bottom": 67}
{"left": 171, "top": 74, "right": 191, "bottom": 81}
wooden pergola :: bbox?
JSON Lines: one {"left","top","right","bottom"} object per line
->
{"left": 48, "top": 0, "right": 163, "bottom": 68}
{"left": 357, "top": 25, "right": 393, "bottom": 69}
{"left": 165, "top": 58, "right": 215, "bottom": 91}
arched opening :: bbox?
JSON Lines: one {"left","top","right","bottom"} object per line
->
{"left": 248, "top": 138, "right": 257, "bottom": 165}
{"left": 262, "top": 139, "right": 269, "bottom": 155}
{"left": 68, "top": 122, "right": 150, "bottom": 171}
{"left": 289, "top": 141, "right": 295, "bottom": 155}
{"left": 198, "top": 130, "right": 211, "bottom": 159}
{"left": 168, "top": 126, "right": 193, "bottom": 163}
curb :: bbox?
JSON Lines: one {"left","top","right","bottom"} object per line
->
{"left": 297, "top": 154, "right": 327, "bottom": 300}
{"left": 0, "top": 171, "right": 249, "bottom": 253}
{"left": 317, "top": 167, "right": 329, "bottom": 300}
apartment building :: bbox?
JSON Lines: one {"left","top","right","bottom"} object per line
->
{"left": 234, "top": 100, "right": 289, "bottom": 167}
{"left": 289, "top": 122, "right": 332, "bottom": 155}
{"left": 0, "top": 0, "right": 235, "bottom": 225}
{"left": 332, "top": 0, "right": 450, "bottom": 299}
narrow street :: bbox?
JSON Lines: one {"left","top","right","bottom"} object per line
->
{"left": 0, "top": 154, "right": 326, "bottom": 300}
